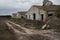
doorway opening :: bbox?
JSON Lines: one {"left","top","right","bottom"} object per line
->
{"left": 41, "top": 14, "right": 44, "bottom": 21}
{"left": 48, "top": 14, "right": 53, "bottom": 17}
{"left": 33, "top": 13, "right": 36, "bottom": 20}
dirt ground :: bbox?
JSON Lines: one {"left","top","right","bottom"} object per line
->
{"left": 16, "top": 29, "right": 60, "bottom": 40}
{"left": 0, "top": 18, "right": 60, "bottom": 40}
{"left": 7, "top": 21, "right": 60, "bottom": 40}
{"left": 0, "top": 18, "right": 17, "bottom": 40}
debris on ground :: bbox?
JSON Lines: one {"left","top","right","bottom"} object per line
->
{"left": 45, "top": 16, "right": 60, "bottom": 29}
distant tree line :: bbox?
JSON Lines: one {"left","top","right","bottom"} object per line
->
{"left": 0, "top": 15, "right": 11, "bottom": 20}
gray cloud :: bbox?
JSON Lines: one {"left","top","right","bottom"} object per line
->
{"left": 0, "top": 0, "right": 60, "bottom": 15}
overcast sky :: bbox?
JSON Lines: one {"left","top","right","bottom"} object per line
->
{"left": 0, "top": 0, "right": 60, "bottom": 15}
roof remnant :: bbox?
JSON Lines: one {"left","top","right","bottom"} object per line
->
{"left": 32, "top": 5, "right": 60, "bottom": 11}
{"left": 17, "top": 11, "right": 27, "bottom": 15}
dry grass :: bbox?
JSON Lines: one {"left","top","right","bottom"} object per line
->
{"left": 10, "top": 18, "right": 44, "bottom": 29}
{"left": 0, "top": 20, "right": 16, "bottom": 40}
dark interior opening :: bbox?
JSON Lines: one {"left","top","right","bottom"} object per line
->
{"left": 21, "top": 16, "right": 24, "bottom": 18}
{"left": 33, "top": 13, "right": 36, "bottom": 20}
{"left": 41, "top": 14, "right": 44, "bottom": 20}
{"left": 48, "top": 14, "right": 53, "bottom": 17}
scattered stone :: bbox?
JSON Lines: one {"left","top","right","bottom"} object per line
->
{"left": 41, "top": 24, "right": 47, "bottom": 29}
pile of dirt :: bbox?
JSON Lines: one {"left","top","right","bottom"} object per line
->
{"left": 46, "top": 16, "right": 60, "bottom": 29}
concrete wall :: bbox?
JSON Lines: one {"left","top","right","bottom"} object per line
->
{"left": 11, "top": 14, "right": 17, "bottom": 18}
{"left": 17, "top": 13, "right": 26, "bottom": 19}
{"left": 16, "top": 13, "right": 21, "bottom": 18}
{"left": 12, "top": 13, "right": 22, "bottom": 18}
{"left": 40, "top": 10, "right": 46, "bottom": 21}
{"left": 25, "top": 7, "right": 39, "bottom": 20}
{"left": 25, "top": 6, "right": 46, "bottom": 21}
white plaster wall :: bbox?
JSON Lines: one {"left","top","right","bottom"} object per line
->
{"left": 39, "top": 10, "right": 46, "bottom": 21}
{"left": 11, "top": 14, "right": 14, "bottom": 18}
{"left": 11, "top": 14, "right": 17, "bottom": 18}
{"left": 25, "top": 7, "right": 46, "bottom": 21}
{"left": 16, "top": 13, "right": 21, "bottom": 18}
{"left": 26, "top": 7, "right": 39, "bottom": 20}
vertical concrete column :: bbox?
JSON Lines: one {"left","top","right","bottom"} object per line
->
{"left": 45, "top": 11, "right": 48, "bottom": 22}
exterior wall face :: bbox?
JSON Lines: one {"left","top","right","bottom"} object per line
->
{"left": 26, "top": 7, "right": 47, "bottom": 21}
{"left": 39, "top": 10, "right": 46, "bottom": 21}
{"left": 12, "top": 14, "right": 17, "bottom": 18}
{"left": 26, "top": 7, "right": 39, "bottom": 20}
{"left": 16, "top": 13, "right": 26, "bottom": 18}
{"left": 26, "top": 14, "right": 33, "bottom": 20}
{"left": 26, "top": 14, "right": 30, "bottom": 19}
{"left": 16, "top": 13, "right": 21, "bottom": 18}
